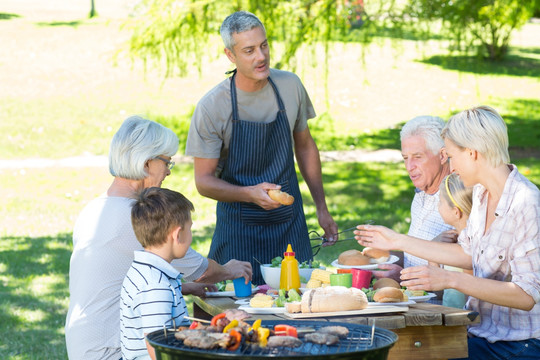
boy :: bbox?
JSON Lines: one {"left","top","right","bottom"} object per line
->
{"left": 120, "top": 187, "right": 194, "bottom": 360}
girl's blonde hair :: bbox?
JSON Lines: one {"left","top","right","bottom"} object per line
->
{"left": 439, "top": 173, "right": 473, "bottom": 216}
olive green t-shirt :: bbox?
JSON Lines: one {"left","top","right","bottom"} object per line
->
{"left": 185, "top": 69, "right": 316, "bottom": 175}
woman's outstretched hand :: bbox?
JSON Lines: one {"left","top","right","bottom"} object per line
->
{"left": 354, "top": 224, "right": 401, "bottom": 251}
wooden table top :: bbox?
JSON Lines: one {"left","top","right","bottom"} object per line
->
{"left": 193, "top": 296, "right": 480, "bottom": 330}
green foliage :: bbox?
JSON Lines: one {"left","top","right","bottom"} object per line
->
{"left": 150, "top": 109, "right": 194, "bottom": 152}
{"left": 309, "top": 112, "right": 402, "bottom": 151}
{"left": 124, "top": 0, "right": 391, "bottom": 77}
{"left": 0, "top": 233, "right": 72, "bottom": 359}
{"left": 403, "top": 0, "right": 538, "bottom": 60}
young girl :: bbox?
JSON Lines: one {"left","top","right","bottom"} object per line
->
{"left": 435, "top": 172, "right": 473, "bottom": 308}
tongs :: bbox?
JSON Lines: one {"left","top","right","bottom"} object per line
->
{"left": 310, "top": 221, "right": 374, "bottom": 256}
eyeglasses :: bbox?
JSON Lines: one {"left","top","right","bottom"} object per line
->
{"left": 155, "top": 156, "right": 175, "bottom": 170}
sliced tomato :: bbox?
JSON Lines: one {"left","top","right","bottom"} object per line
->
{"left": 188, "top": 321, "right": 199, "bottom": 329}
{"left": 274, "top": 324, "right": 298, "bottom": 338}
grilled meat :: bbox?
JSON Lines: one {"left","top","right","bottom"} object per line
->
{"left": 267, "top": 335, "right": 303, "bottom": 348}
{"left": 304, "top": 333, "right": 340, "bottom": 345}
{"left": 224, "top": 308, "right": 250, "bottom": 321}
{"left": 319, "top": 325, "right": 349, "bottom": 338}
{"left": 182, "top": 332, "right": 231, "bottom": 349}
{"left": 174, "top": 329, "right": 206, "bottom": 341}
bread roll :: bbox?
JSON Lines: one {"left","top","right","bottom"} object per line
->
{"left": 285, "top": 301, "right": 302, "bottom": 313}
{"left": 268, "top": 189, "right": 294, "bottom": 205}
{"left": 300, "top": 286, "right": 368, "bottom": 313}
{"left": 373, "top": 287, "right": 404, "bottom": 303}
{"left": 362, "top": 247, "right": 390, "bottom": 263}
{"left": 372, "top": 278, "right": 401, "bottom": 290}
{"left": 338, "top": 249, "right": 370, "bottom": 266}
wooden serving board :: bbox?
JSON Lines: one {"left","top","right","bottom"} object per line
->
{"left": 283, "top": 305, "right": 408, "bottom": 319}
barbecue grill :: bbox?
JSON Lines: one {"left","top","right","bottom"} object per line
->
{"left": 146, "top": 320, "right": 398, "bottom": 360}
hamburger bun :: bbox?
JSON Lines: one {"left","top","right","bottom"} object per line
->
{"left": 362, "top": 247, "right": 390, "bottom": 263}
{"left": 372, "top": 278, "right": 401, "bottom": 290}
{"left": 338, "top": 249, "right": 371, "bottom": 266}
{"left": 301, "top": 286, "right": 368, "bottom": 313}
{"left": 268, "top": 189, "right": 294, "bottom": 205}
{"left": 373, "top": 287, "right": 404, "bottom": 303}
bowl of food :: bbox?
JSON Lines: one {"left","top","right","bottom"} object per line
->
{"left": 260, "top": 257, "right": 325, "bottom": 289}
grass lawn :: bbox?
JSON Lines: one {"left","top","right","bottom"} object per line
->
{"left": 1, "top": 2, "right": 539, "bottom": 359}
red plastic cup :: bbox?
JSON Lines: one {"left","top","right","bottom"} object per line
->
{"left": 352, "top": 269, "right": 372, "bottom": 289}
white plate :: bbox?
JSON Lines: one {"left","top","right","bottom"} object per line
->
{"left": 238, "top": 305, "right": 286, "bottom": 314}
{"left": 205, "top": 287, "right": 259, "bottom": 298}
{"left": 408, "top": 292, "right": 436, "bottom": 303}
{"left": 331, "top": 255, "right": 399, "bottom": 269}
{"left": 368, "top": 300, "right": 415, "bottom": 306}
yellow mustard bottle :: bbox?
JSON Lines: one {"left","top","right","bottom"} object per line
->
{"left": 279, "top": 244, "right": 300, "bottom": 291}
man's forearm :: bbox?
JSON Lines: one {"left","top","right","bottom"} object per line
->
{"left": 295, "top": 139, "right": 328, "bottom": 211}
{"left": 196, "top": 174, "right": 251, "bottom": 203}
{"left": 195, "top": 259, "right": 228, "bottom": 284}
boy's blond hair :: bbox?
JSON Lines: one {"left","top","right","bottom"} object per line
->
{"left": 131, "top": 187, "right": 194, "bottom": 248}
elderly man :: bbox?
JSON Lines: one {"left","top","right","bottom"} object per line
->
{"left": 185, "top": 11, "right": 337, "bottom": 284}
{"left": 373, "top": 116, "right": 453, "bottom": 284}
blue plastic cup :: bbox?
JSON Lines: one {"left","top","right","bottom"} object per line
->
{"left": 233, "top": 277, "right": 252, "bottom": 297}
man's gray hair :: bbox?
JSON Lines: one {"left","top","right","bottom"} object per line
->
{"left": 400, "top": 115, "right": 446, "bottom": 155}
{"left": 220, "top": 11, "right": 265, "bottom": 51}
{"left": 108, "top": 116, "right": 178, "bottom": 180}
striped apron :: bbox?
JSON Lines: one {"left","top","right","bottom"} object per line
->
{"left": 208, "top": 72, "right": 312, "bottom": 285}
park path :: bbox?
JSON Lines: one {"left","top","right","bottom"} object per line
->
{"left": 0, "top": 149, "right": 402, "bottom": 169}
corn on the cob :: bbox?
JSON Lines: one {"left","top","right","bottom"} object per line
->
{"left": 310, "top": 269, "right": 333, "bottom": 284}
{"left": 250, "top": 294, "right": 274, "bottom": 308}
{"left": 306, "top": 279, "right": 322, "bottom": 289}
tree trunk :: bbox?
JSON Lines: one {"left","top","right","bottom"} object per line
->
{"left": 89, "top": 0, "right": 97, "bottom": 18}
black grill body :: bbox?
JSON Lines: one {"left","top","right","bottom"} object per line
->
{"left": 146, "top": 320, "right": 398, "bottom": 360}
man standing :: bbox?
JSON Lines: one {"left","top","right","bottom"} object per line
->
{"left": 185, "top": 11, "right": 337, "bottom": 284}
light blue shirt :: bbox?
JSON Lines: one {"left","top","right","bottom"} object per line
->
{"left": 120, "top": 251, "right": 189, "bottom": 360}
{"left": 405, "top": 189, "right": 453, "bottom": 268}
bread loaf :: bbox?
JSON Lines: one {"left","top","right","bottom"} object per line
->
{"left": 338, "top": 249, "right": 370, "bottom": 266}
{"left": 268, "top": 189, "right": 294, "bottom": 205}
{"left": 372, "top": 278, "right": 401, "bottom": 290}
{"left": 373, "top": 287, "right": 404, "bottom": 303}
{"left": 362, "top": 247, "right": 390, "bottom": 263}
{"left": 300, "top": 286, "right": 368, "bottom": 313}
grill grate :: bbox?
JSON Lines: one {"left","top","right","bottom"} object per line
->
{"left": 147, "top": 320, "right": 398, "bottom": 359}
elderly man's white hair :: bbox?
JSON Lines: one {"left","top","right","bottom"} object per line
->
{"left": 400, "top": 115, "right": 445, "bottom": 155}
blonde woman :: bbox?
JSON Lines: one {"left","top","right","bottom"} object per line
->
{"left": 355, "top": 106, "right": 540, "bottom": 359}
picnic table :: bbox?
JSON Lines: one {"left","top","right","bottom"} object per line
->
{"left": 193, "top": 296, "right": 480, "bottom": 360}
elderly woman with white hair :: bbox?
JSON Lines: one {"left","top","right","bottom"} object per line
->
{"left": 355, "top": 106, "right": 540, "bottom": 359}
{"left": 65, "top": 116, "right": 252, "bottom": 360}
